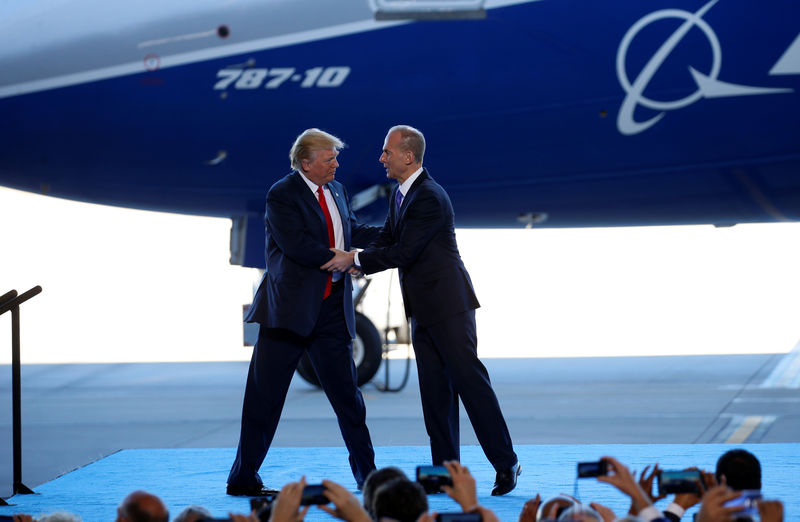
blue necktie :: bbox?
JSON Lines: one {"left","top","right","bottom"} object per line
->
{"left": 395, "top": 189, "right": 403, "bottom": 213}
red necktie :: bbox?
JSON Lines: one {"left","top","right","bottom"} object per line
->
{"left": 317, "top": 186, "right": 336, "bottom": 299}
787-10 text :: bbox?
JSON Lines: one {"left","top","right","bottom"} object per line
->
{"left": 213, "top": 66, "right": 351, "bottom": 90}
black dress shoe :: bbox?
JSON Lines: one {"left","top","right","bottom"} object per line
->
{"left": 226, "top": 483, "right": 279, "bottom": 497}
{"left": 491, "top": 462, "right": 521, "bottom": 496}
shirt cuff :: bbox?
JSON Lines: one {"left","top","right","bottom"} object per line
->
{"left": 637, "top": 505, "right": 666, "bottom": 522}
{"left": 665, "top": 503, "right": 686, "bottom": 519}
{"left": 354, "top": 252, "right": 361, "bottom": 267}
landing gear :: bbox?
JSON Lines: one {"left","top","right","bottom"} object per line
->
{"left": 296, "top": 311, "right": 383, "bottom": 387}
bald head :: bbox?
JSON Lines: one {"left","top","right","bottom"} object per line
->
{"left": 387, "top": 125, "right": 425, "bottom": 164}
{"left": 116, "top": 490, "right": 169, "bottom": 522}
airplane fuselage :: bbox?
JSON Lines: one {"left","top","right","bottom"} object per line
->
{"left": 1, "top": 0, "right": 798, "bottom": 267}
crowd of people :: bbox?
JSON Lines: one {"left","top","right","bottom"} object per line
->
{"left": 3, "top": 449, "right": 785, "bottom": 522}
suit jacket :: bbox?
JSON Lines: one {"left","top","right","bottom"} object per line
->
{"left": 245, "top": 171, "right": 380, "bottom": 338}
{"left": 358, "top": 169, "right": 479, "bottom": 327}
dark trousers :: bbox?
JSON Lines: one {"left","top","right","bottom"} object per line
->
{"left": 411, "top": 309, "right": 517, "bottom": 471}
{"left": 228, "top": 288, "right": 376, "bottom": 486}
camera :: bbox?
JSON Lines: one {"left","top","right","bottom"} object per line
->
{"left": 723, "top": 489, "right": 761, "bottom": 518}
{"left": 657, "top": 470, "right": 703, "bottom": 495}
{"left": 300, "top": 484, "right": 329, "bottom": 505}
{"left": 416, "top": 465, "right": 452, "bottom": 493}
{"left": 436, "top": 512, "right": 482, "bottom": 522}
{"left": 250, "top": 495, "right": 274, "bottom": 521}
{"left": 577, "top": 460, "right": 608, "bottom": 478}
{"left": 199, "top": 495, "right": 275, "bottom": 522}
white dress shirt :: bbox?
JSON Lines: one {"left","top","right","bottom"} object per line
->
{"left": 299, "top": 171, "right": 344, "bottom": 281}
{"left": 397, "top": 166, "right": 424, "bottom": 202}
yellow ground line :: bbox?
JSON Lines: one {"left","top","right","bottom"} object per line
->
{"left": 726, "top": 415, "right": 763, "bottom": 444}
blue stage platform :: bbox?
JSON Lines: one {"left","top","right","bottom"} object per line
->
{"left": 1, "top": 444, "right": 797, "bottom": 521}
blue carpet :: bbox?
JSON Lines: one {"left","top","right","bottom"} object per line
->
{"left": 1, "top": 444, "right": 797, "bottom": 521}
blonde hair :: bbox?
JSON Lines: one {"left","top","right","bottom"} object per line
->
{"left": 290, "top": 128, "right": 345, "bottom": 170}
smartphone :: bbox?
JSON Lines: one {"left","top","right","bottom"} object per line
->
{"left": 657, "top": 470, "right": 703, "bottom": 495}
{"left": 436, "top": 513, "right": 482, "bottom": 522}
{"left": 300, "top": 484, "right": 329, "bottom": 505}
{"left": 577, "top": 460, "right": 608, "bottom": 478}
{"left": 250, "top": 495, "right": 275, "bottom": 510}
{"left": 416, "top": 465, "right": 452, "bottom": 493}
{"left": 722, "top": 489, "right": 761, "bottom": 517}
{"left": 250, "top": 495, "right": 274, "bottom": 520}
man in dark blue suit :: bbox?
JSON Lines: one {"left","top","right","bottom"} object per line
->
{"left": 324, "top": 125, "right": 520, "bottom": 496}
{"left": 227, "top": 128, "right": 380, "bottom": 496}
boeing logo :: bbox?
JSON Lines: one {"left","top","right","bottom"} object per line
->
{"left": 616, "top": 0, "right": 799, "bottom": 135}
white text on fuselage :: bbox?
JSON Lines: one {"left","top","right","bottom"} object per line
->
{"left": 213, "top": 67, "right": 350, "bottom": 90}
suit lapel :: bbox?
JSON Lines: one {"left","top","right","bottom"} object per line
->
{"left": 291, "top": 171, "right": 327, "bottom": 231}
{"left": 395, "top": 169, "right": 429, "bottom": 227}
{"left": 329, "top": 181, "right": 351, "bottom": 248}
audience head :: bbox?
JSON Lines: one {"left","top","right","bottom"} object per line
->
{"left": 362, "top": 466, "right": 408, "bottom": 517}
{"left": 556, "top": 504, "right": 601, "bottom": 522}
{"left": 538, "top": 495, "right": 577, "bottom": 521}
{"left": 173, "top": 505, "right": 212, "bottom": 522}
{"left": 38, "top": 513, "right": 82, "bottom": 522}
{"left": 715, "top": 449, "right": 761, "bottom": 490}
{"left": 373, "top": 477, "right": 428, "bottom": 522}
{"left": 116, "top": 490, "right": 169, "bottom": 522}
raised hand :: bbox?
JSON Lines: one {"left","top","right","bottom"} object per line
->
{"left": 318, "top": 479, "right": 372, "bottom": 522}
{"left": 597, "top": 456, "right": 654, "bottom": 515}
{"left": 758, "top": 500, "right": 784, "bottom": 522}
{"left": 695, "top": 485, "right": 744, "bottom": 522}
{"left": 673, "top": 468, "right": 713, "bottom": 511}
{"left": 441, "top": 460, "right": 478, "bottom": 511}
{"left": 518, "top": 494, "right": 541, "bottom": 522}
{"left": 638, "top": 464, "right": 666, "bottom": 503}
{"left": 269, "top": 476, "right": 310, "bottom": 522}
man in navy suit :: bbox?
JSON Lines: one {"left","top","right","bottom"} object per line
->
{"left": 323, "top": 125, "right": 520, "bottom": 496}
{"left": 227, "top": 128, "right": 380, "bottom": 496}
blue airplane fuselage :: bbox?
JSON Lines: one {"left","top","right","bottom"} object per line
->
{"left": 1, "top": 0, "right": 798, "bottom": 267}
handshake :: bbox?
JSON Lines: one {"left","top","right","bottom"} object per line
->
{"left": 321, "top": 248, "right": 362, "bottom": 275}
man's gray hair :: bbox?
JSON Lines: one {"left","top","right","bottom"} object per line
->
{"left": 173, "top": 505, "right": 212, "bottom": 522}
{"left": 557, "top": 504, "right": 603, "bottom": 521}
{"left": 289, "top": 128, "right": 345, "bottom": 170}
{"left": 38, "top": 513, "right": 83, "bottom": 522}
{"left": 388, "top": 125, "right": 425, "bottom": 164}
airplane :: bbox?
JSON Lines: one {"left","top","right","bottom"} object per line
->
{"left": 1, "top": 0, "right": 798, "bottom": 385}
